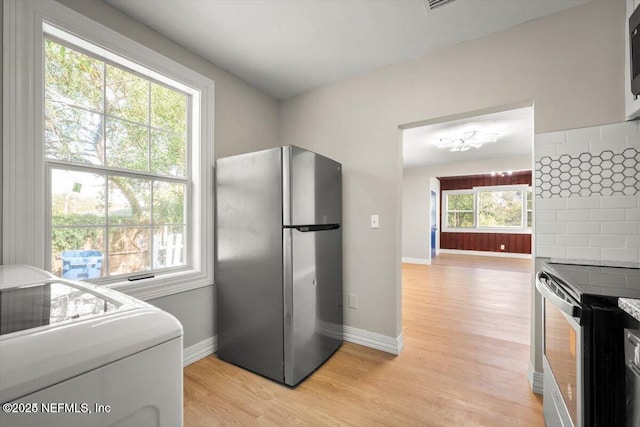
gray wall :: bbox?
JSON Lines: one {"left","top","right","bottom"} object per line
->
{"left": 149, "top": 286, "right": 215, "bottom": 348}
{"left": 279, "top": 0, "right": 625, "bottom": 340}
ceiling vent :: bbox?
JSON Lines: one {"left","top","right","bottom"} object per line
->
{"left": 422, "top": 0, "right": 456, "bottom": 13}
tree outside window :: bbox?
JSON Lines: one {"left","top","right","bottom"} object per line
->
{"left": 446, "top": 193, "right": 475, "bottom": 228}
{"left": 478, "top": 190, "right": 523, "bottom": 228}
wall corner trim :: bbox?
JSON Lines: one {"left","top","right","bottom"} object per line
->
{"left": 183, "top": 336, "right": 217, "bottom": 367}
{"left": 343, "top": 326, "right": 404, "bottom": 355}
{"left": 527, "top": 362, "right": 543, "bottom": 395}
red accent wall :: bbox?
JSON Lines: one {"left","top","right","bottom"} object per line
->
{"left": 440, "top": 232, "right": 532, "bottom": 254}
{"left": 439, "top": 171, "right": 532, "bottom": 190}
{"left": 439, "top": 171, "right": 532, "bottom": 255}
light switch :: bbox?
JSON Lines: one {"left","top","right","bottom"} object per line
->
{"left": 371, "top": 214, "right": 379, "bottom": 229}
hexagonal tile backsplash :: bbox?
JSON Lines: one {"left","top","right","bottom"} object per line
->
{"left": 535, "top": 148, "right": 639, "bottom": 198}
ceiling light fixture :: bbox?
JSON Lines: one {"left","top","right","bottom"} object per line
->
{"left": 436, "top": 130, "right": 498, "bottom": 153}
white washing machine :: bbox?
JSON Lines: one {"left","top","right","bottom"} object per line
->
{"left": 0, "top": 265, "right": 184, "bottom": 427}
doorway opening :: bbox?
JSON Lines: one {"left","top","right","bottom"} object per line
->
{"left": 401, "top": 102, "right": 534, "bottom": 265}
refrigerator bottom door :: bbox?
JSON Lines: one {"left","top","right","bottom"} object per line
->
{"left": 283, "top": 227, "right": 343, "bottom": 386}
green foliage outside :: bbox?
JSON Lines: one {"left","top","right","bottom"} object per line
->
{"left": 478, "top": 190, "right": 523, "bottom": 227}
{"left": 447, "top": 194, "right": 474, "bottom": 228}
{"left": 51, "top": 216, "right": 104, "bottom": 265}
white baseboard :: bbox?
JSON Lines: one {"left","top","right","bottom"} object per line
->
{"left": 343, "top": 325, "right": 404, "bottom": 355}
{"left": 527, "top": 362, "right": 543, "bottom": 395}
{"left": 188, "top": 327, "right": 404, "bottom": 366}
{"left": 438, "top": 249, "right": 532, "bottom": 259}
{"left": 183, "top": 336, "right": 217, "bottom": 367}
{"left": 401, "top": 257, "right": 431, "bottom": 265}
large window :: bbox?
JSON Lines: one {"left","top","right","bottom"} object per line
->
{"left": 45, "top": 37, "right": 189, "bottom": 280}
{"left": 444, "top": 185, "right": 532, "bottom": 232}
{"left": 4, "top": 0, "right": 214, "bottom": 299}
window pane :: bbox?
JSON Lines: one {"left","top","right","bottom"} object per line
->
{"left": 108, "top": 227, "right": 151, "bottom": 275}
{"left": 105, "top": 65, "right": 149, "bottom": 124}
{"left": 448, "top": 193, "right": 474, "bottom": 210}
{"left": 105, "top": 117, "right": 149, "bottom": 171}
{"left": 51, "top": 169, "right": 106, "bottom": 226}
{"left": 447, "top": 212, "right": 474, "bottom": 228}
{"left": 153, "top": 181, "right": 185, "bottom": 224}
{"left": 151, "top": 130, "right": 186, "bottom": 177}
{"left": 479, "top": 190, "right": 523, "bottom": 227}
{"left": 153, "top": 226, "right": 185, "bottom": 268}
{"left": 151, "top": 83, "right": 187, "bottom": 134}
{"left": 45, "top": 102, "right": 105, "bottom": 165}
{"left": 51, "top": 228, "right": 105, "bottom": 279}
{"left": 45, "top": 39, "right": 103, "bottom": 112}
{"left": 108, "top": 176, "right": 151, "bottom": 225}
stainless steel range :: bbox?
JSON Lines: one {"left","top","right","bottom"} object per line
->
{"left": 536, "top": 262, "right": 640, "bottom": 427}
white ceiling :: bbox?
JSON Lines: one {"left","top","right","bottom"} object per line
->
{"left": 402, "top": 106, "right": 534, "bottom": 168}
{"left": 105, "top": 0, "right": 591, "bottom": 100}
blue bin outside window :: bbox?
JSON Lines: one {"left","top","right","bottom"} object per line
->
{"left": 60, "top": 250, "right": 103, "bottom": 280}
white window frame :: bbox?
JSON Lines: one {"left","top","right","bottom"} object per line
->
{"left": 443, "top": 185, "right": 532, "bottom": 234}
{"left": 443, "top": 189, "right": 475, "bottom": 229}
{"left": 3, "top": 0, "right": 214, "bottom": 299}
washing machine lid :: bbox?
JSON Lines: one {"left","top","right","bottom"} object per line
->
{"left": 0, "top": 265, "right": 183, "bottom": 403}
{"left": 0, "top": 264, "right": 55, "bottom": 286}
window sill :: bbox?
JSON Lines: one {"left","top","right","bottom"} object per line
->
{"left": 103, "top": 268, "right": 213, "bottom": 300}
{"left": 442, "top": 228, "right": 532, "bottom": 235}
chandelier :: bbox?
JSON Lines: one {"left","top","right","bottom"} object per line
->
{"left": 436, "top": 130, "right": 498, "bottom": 152}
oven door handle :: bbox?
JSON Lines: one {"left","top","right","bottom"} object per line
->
{"left": 536, "top": 271, "right": 581, "bottom": 319}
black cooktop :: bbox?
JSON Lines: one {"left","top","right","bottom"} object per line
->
{"left": 543, "top": 262, "right": 640, "bottom": 301}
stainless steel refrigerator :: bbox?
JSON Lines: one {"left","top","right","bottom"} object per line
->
{"left": 215, "top": 145, "right": 343, "bottom": 386}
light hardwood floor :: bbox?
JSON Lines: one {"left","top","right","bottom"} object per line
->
{"left": 183, "top": 254, "right": 543, "bottom": 426}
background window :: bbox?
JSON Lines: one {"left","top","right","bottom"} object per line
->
{"left": 446, "top": 193, "right": 475, "bottom": 228}
{"left": 443, "top": 185, "right": 532, "bottom": 232}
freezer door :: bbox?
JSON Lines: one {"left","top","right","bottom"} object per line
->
{"left": 283, "top": 226, "right": 343, "bottom": 386}
{"left": 283, "top": 146, "right": 341, "bottom": 226}
{"left": 215, "top": 148, "right": 285, "bottom": 382}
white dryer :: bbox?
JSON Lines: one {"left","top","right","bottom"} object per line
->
{"left": 0, "top": 264, "right": 183, "bottom": 427}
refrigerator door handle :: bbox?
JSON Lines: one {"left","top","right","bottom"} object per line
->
{"left": 286, "top": 224, "right": 340, "bottom": 232}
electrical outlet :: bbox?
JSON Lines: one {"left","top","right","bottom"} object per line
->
{"left": 349, "top": 293, "right": 358, "bottom": 309}
{"left": 371, "top": 214, "right": 379, "bottom": 229}
{"left": 500, "top": 244, "right": 505, "bottom": 250}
